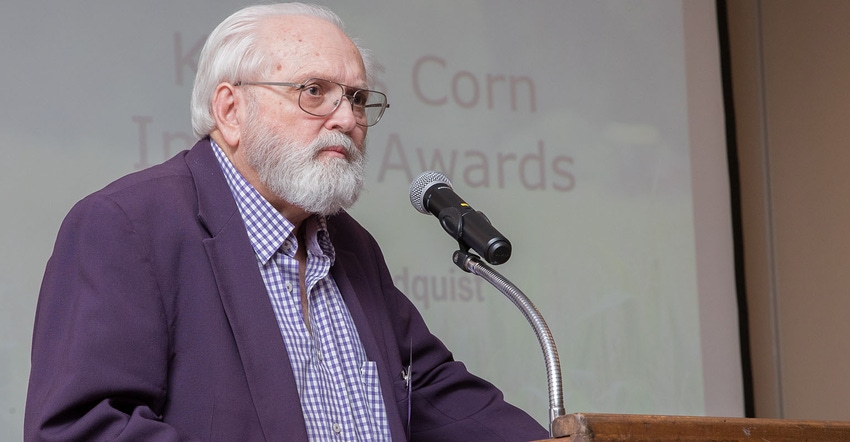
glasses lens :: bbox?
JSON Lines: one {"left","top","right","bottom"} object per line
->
{"left": 353, "top": 90, "right": 388, "bottom": 126}
{"left": 297, "top": 79, "right": 337, "bottom": 115}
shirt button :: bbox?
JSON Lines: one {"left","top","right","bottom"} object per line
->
{"left": 285, "top": 282, "right": 293, "bottom": 293}
{"left": 332, "top": 423, "right": 341, "bottom": 434}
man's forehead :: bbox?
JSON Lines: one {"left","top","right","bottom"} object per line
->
{"left": 256, "top": 15, "right": 366, "bottom": 83}
{"left": 257, "top": 15, "right": 348, "bottom": 52}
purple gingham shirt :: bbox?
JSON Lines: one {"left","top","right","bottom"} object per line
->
{"left": 211, "top": 141, "right": 391, "bottom": 441}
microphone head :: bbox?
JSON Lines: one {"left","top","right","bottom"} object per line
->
{"left": 409, "top": 171, "right": 452, "bottom": 214}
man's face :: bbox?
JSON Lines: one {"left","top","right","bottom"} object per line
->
{"left": 238, "top": 15, "right": 371, "bottom": 215}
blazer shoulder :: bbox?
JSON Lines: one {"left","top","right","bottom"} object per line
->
{"left": 82, "top": 139, "right": 219, "bottom": 217}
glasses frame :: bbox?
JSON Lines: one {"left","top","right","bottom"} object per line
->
{"left": 234, "top": 78, "right": 390, "bottom": 127}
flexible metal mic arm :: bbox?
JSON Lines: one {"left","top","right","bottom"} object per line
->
{"left": 451, "top": 250, "right": 565, "bottom": 437}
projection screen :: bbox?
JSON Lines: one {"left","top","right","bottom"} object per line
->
{"left": 0, "top": 1, "right": 742, "bottom": 438}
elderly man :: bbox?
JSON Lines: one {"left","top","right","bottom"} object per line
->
{"left": 25, "top": 3, "right": 548, "bottom": 441}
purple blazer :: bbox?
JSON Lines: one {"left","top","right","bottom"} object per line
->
{"left": 25, "top": 139, "right": 547, "bottom": 441}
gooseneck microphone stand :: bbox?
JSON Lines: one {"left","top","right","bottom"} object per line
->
{"left": 451, "top": 249, "right": 565, "bottom": 437}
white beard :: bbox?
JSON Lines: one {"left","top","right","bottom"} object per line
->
{"left": 241, "top": 119, "right": 367, "bottom": 216}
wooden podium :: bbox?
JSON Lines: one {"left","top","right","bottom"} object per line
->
{"left": 534, "top": 413, "right": 850, "bottom": 441}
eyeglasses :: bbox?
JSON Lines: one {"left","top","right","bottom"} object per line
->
{"left": 234, "top": 77, "right": 390, "bottom": 127}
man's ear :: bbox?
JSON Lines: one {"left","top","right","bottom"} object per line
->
{"left": 211, "top": 83, "right": 243, "bottom": 147}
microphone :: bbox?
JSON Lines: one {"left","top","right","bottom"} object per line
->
{"left": 409, "top": 171, "right": 512, "bottom": 265}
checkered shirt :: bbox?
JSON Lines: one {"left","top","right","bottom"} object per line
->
{"left": 211, "top": 141, "right": 391, "bottom": 441}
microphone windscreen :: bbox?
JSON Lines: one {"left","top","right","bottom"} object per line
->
{"left": 409, "top": 171, "right": 452, "bottom": 214}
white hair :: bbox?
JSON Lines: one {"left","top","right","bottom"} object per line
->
{"left": 190, "top": 2, "right": 378, "bottom": 139}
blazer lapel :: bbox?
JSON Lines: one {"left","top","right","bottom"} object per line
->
{"left": 186, "top": 140, "right": 309, "bottom": 440}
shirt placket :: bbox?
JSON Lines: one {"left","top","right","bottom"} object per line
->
{"left": 307, "top": 253, "right": 358, "bottom": 440}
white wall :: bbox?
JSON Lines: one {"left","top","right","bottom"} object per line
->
{"left": 728, "top": 0, "right": 850, "bottom": 419}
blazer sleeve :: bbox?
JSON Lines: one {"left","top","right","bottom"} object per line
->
{"left": 24, "top": 194, "right": 195, "bottom": 441}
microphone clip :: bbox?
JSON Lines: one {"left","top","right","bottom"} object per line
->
{"left": 437, "top": 206, "right": 490, "bottom": 259}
